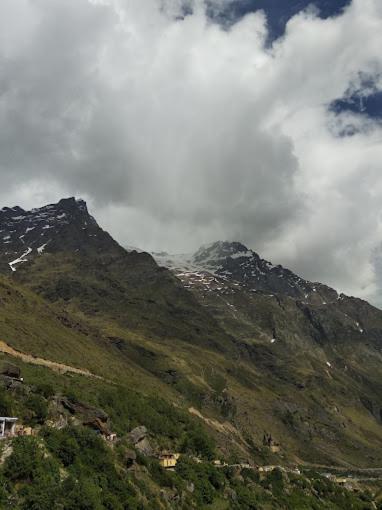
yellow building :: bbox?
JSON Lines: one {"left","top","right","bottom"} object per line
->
{"left": 159, "top": 452, "right": 180, "bottom": 469}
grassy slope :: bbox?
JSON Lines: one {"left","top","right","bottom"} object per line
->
{"left": 15, "top": 252, "right": 235, "bottom": 353}
{"left": 174, "top": 279, "right": 382, "bottom": 467}
{"left": 0, "top": 275, "right": 181, "bottom": 404}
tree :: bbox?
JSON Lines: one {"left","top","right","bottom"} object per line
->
{"left": 180, "top": 427, "right": 215, "bottom": 460}
{"left": 4, "top": 437, "right": 44, "bottom": 482}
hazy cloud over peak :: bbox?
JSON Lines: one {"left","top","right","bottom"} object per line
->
{"left": 0, "top": 0, "right": 382, "bottom": 304}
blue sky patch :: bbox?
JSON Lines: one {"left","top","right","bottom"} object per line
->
{"left": 330, "top": 73, "right": 382, "bottom": 125}
{"left": 206, "top": 0, "right": 352, "bottom": 41}
{"left": 204, "top": 1, "right": 382, "bottom": 122}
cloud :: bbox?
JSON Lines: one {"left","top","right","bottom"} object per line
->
{"left": 0, "top": 0, "right": 382, "bottom": 303}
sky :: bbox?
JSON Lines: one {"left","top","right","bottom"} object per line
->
{"left": 0, "top": 0, "right": 382, "bottom": 304}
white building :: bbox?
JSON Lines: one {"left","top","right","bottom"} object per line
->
{"left": 0, "top": 417, "right": 18, "bottom": 438}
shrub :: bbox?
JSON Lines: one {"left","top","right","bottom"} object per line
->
{"left": 62, "top": 475, "right": 104, "bottom": 510}
{"left": 180, "top": 426, "right": 215, "bottom": 460}
{"left": 3, "top": 437, "right": 46, "bottom": 482}
{"left": 35, "top": 383, "right": 55, "bottom": 399}
{"left": 43, "top": 427, "right": 80, "bottom": 467}
{"left": 24, "top": 395, "right": 48, "bottom": 425}
{"left": 20, "top": 474, "right": 61, "bottom": 510}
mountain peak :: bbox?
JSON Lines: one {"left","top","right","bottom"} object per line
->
{"left": 0, "top": 197, "right": 122, "bottom": 273}
{"left": 56, "top": 196, "right": 86, "bottom": 209}
{"left": 152, "top": 240, "right": 338, "bottom": 305}
{"left": 29, "top": 197, "right": 91, "bottom": 217}
{"left": 194, "top": 241, "right": 251, "bottom": 265}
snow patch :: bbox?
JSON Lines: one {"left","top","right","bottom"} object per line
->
{"left": 231, "top": 251, "right": 252, "bottom": 259}
{"left": 37, "top": 243, "right": 48, "bottom": 254}
{"left": 9, "top": 247, "right": 32, "bottom": 272}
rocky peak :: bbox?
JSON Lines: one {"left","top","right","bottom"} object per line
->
{"left": 0, "top": 197, "right": 122, "bottom": 273}
{"left": 197, "top": 241, "right": 338, "bottom": 303}
{"left": 191, "top": 240, "right": 266, "bottom": 276}
{"left": 153, "top": 241, "right": 339, "bottom": 304}
{"left": 193, "top": 241, "right": 251, "bottom": 268}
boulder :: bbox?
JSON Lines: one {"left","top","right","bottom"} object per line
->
{"left": 60, "top": 397, "right": 108, "bottom": 422}
{"left": 1, "top": 364, "right": 21, "bottom": 379}
{"left": 128, "top": 425, "right": 148, "bottom": 445}
{"left": 83, "top": 417, "right": 111, "bottom": 436}
{"left": 135, "top": 437, "right": 154, "bottom": 457}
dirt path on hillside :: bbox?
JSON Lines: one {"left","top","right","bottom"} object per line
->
{"left": 188, "top": 406, "right": 238, "bottom": 435}
{"left": 0, "top": 340, "right": 104, "bottom": 380}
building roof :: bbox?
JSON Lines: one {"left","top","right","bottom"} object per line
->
{"left": 0, "top": 417, "right": 18, "bottom": 422}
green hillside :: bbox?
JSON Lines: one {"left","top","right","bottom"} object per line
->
{"left": 5, "top": 247, "right": 382, "bottom": 469}
{"left": 0, "top": 354, "right": 380, "bottom": 509}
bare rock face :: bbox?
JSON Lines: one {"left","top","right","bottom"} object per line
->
{"left": 128, "top": 426, "right": 154, "bottom": 456}
{"left": 83, "top": 418, "right": 111, "bottom": 436}
{"left": 1, "top": 363, "right": 21, "bottom": 379}
{"left": 60, "top": 397, "right": 108, "bottom": 423}
{"left": 135, "top": 437, "right": 154, "bottom": 456}
{"left": 128, "top": 425, "right": 148, "bottom": 445}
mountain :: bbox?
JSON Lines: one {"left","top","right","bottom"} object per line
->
{"left": 153, "top": 240, "right": 338, "bottom": 304}
{"left": 153, "top": 241, "right": 382, "bottom": 356}
{"left": 0, "top": 198, "right": 234, "bottom": 353}
{"left": 153, "top": 240, "right": 382, "bottom": 465}
{"left": 0, "top": 197, "right": 125, "bottom": 273}
{"left": 0, "top": 199, "right": 382, "bottom": 508}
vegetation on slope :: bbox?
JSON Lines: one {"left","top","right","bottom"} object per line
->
{"left": 0, "top": 356, "right": 380, "bottom": 509}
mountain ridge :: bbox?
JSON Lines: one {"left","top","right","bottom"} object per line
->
{"left": 153, "top": 240, "right": 340, "bottom": 306}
